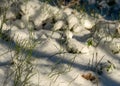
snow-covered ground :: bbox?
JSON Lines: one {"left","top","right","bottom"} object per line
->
{"left": 0, "top": 0, "right": 120, "bottom": 86}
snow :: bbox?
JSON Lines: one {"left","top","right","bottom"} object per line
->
{"left": 67, "top": 14, "right": 79, "bottom": 30}
{"left": 53, "top": 20, "right": 64, "bottom": 31}
{"left": 0, "top": 0, "right": 120, "bottom": 86}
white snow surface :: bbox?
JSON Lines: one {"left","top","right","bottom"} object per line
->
{"left": 0, "top": 0, "right": 120, "bottom": 86}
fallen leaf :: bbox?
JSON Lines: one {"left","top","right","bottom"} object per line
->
{"left": 81, "top": 72, "right": 96, "bottom": 81}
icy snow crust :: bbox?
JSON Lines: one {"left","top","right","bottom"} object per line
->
{"left": 0, "top": 0, "right": 120, "bottom": 86}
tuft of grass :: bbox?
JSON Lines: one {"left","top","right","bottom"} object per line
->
{"left": 88, "top": 53, "right": 104, "bottom": 74}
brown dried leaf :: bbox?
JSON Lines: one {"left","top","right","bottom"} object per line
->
{"left": 81, "top": 72, "right": 96, "bottom": 81}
